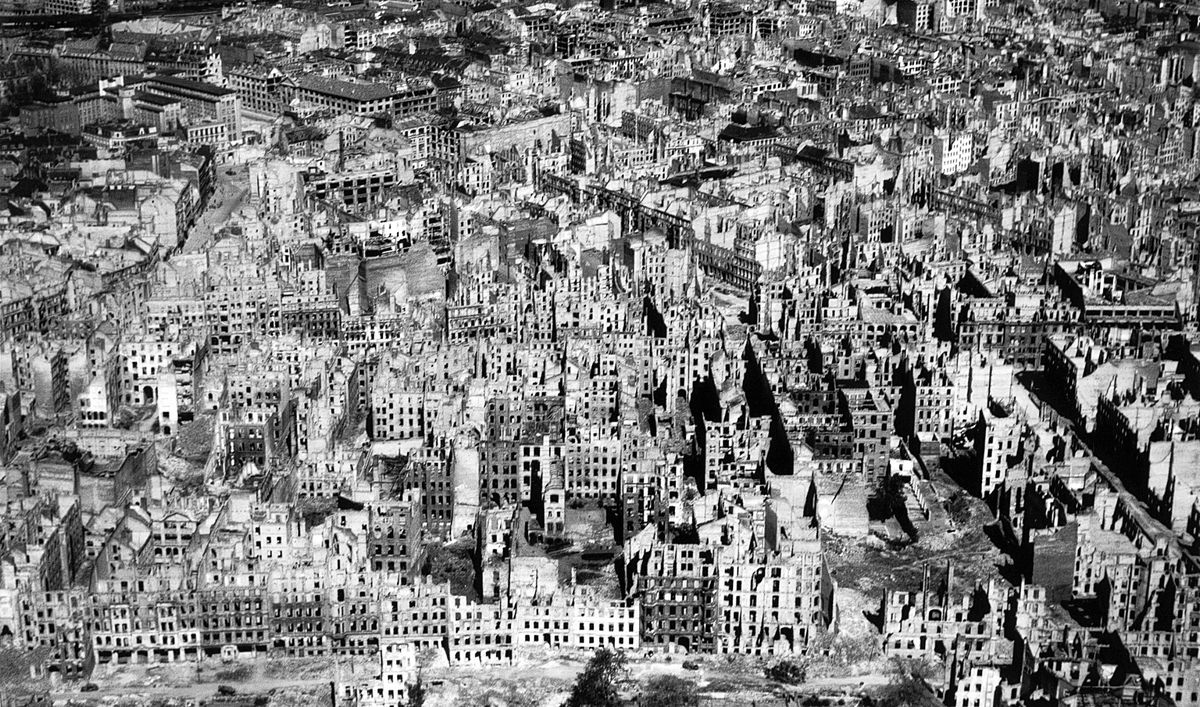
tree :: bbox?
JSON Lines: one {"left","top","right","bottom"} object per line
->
{"left": 945, "top": 491, "right": 973, "bottom": 527}
{"left": 867, "top": 475, "right": 905, "bottom": 521}
{"left": 640, "top": 674, "right": 699, "bottom": 707}
{"left": 566, "top": 647, "right": 627, "bottom": 707}
{"left": 405, "top": 677, "right": 426, "bottom": 707}
{"left": 479, "top": 685, "right": 539, "bottom": 707}
{"left": 423, "top": 542, "right": 477, "bottom": 599}
{"left": 877, "top": 658, "right": 939, "bottom": 707}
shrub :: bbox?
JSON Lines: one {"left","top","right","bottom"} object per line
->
{"left": 765, "top": 658, "right": 806, "bottom": 684}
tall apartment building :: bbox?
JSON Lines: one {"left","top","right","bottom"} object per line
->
{"left": 144, "top": 75, "right": 243, "bottom": 145}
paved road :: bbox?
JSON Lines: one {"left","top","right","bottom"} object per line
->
{"left": 44, "top": 655, "right": 887, "bottom": 706}
{"left": 184, "top": 166, "right": 250, "bottom": 254}
{"left": 50, "top": 677, "right": 330, "bottom": 701}
{"left": 423, "top": 655, "right": 887, "bottom": 696}
{"left": 1022, "top": 374, "right": 1180, "bottom": 555}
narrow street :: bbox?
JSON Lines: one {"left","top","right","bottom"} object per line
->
{"left": 184, "top": 164, "right": 251, "bottom": 253}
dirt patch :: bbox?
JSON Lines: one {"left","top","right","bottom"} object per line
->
{"left": 266, "top": 685, "right": 331, "bottom": 707}
{"left": 824, "top": 496, "right": 1006, "bottom": 626}
{"left": 423, "top": 539, "right": 478, "bottom": 601}
{"left": 259, "top": 657, "right": 365, "bottom": 681}
{"left": 0, "top": 646, "right": 50, "bottom": 687}
{"left": 176, "top": 413, "right": 216, "bottom": 463}
{"left": 211, "top": 666, "right": 253, "bottom": 683}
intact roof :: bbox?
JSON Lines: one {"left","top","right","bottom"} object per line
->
{"left": 296, "top": 74, "right": 400, "bottom": 102}
{"left": 10, "top": 178, "right": 45, "bottom": 199}
{"left": 797, "top": 144, "right": 829, "bottom": 160}
{"left": 847, "top": 104, "right": 885, "bottom": 120}
{"left": 135, "top": 91, "right": 181, "bottom": 107}
{"left": 227, "top": 63, "right": 283, "bottom": 78}
{"left": 718, "top": 123, "right": 777, "bottom": 142}
{"left": 150, "top": 74, "right": 235, "bottom": 97}
{"left": 68, "top": 82, "right": 109, "bottom": 98}
{"left": 108, "top": 42, "right": 148, "bottom": 61}
{"left": 286, "top": 125, "right": 327, "bottom": 142}
{"left": 25, "top": 94, "right": 72, "bottom": 106}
